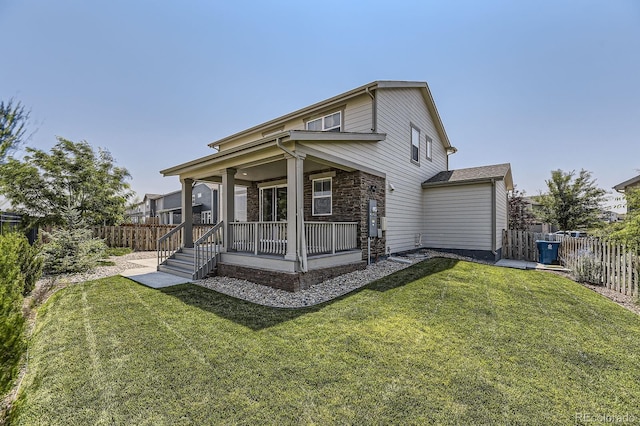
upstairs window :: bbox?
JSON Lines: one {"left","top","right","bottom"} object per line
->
{"left": 411, "top": 125, "right": 420, "bottom": 164}
{"left": 426, "top": 135, "right": 433, "bottom": 160}
{"left": 312, "top": 177, "right": 332, "bottom": 216}
{"left": 306, "top": 111, "right": 341, "bottom": 132}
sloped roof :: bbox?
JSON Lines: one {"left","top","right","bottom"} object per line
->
{"left": 613, "top": 174, "right": 640, "bottom": 192}
{"left": 422, "top": 163, "right": 513, "bottom": 190}
{"left": 208, "top": 80, "right": 455, "bottom": 152}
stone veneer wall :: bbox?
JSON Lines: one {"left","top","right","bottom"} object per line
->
{"left": 241, "top": 168, "right": 386, "bottom": 261}
{"left": 303, "top": 169, "right": 386, "bottom": 261}
{"left": 217, "top": 261, "right": 366, "bottom": 292}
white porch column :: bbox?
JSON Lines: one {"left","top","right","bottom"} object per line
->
{"left": 181, "top": 178, "right": 194, "bottom": 248}
{"left": 285, "top": 153, "right": 305, "bottom": 261}
{"left": 222, "top": 168, "right": 236, "bottom": 251}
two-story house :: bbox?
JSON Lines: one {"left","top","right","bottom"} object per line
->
{"left": 127, "top": 183, "right": 221, "bottom": 225}
{"left": 158, "top": 81, "right": 513, "bottom": 291}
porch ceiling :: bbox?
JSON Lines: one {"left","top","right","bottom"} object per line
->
{"left": 199, "top": 157, "right": 343, "bottom": 184}
{"left": 161, "top": 131, "right": 386, "bottom": 182}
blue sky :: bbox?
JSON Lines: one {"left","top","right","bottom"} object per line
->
{"left": 1, "top": 0, "right": 639, "bottom": 210}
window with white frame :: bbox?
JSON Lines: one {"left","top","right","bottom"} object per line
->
{"left": 306, "top": 111, "right": 341, "bottom": 132}
{"left": 312, "top": 177, "right": 332, "bottom": 216}
{"left": 411, "top": 125, "right": 420, "bottom": 164}
{"left": 426, "top": 135, "right": 433, "bottom": 160}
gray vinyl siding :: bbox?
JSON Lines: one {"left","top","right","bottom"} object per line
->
{"left": 423, "top": 184, "right": 493, "bottom": 251}
{"left": 343, "top": 94, "right": 373, "bottom": 133}
{"left": 495, "top": 180, "right": 507, "bottom": 249}
{"left": 306, "top": 87, "right": 449, "bottom": 253}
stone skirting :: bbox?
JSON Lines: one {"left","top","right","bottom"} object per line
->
{"left": 217, "top": 261, "right": 367, "bottom": 292}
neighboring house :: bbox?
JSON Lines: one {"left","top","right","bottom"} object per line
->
{"left": 600, "top": 210, "right": 620, "bottom": 223}
{"left": 159, "top": 80, "right": 513, "bottom": 290}
{"left": 522, "top": 196, "right": 556, "bottom": 234}
{"left": 126, "top": 193, "right": 162, "bottom": 224}
{"left": 613, "top": 174, "right": 640, "bottom": 213}
{"left": 126, "top": 183, "right": 220, "bottom": 225}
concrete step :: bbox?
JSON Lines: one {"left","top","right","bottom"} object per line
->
{"left": 158, "top": 264, "right": 194, "bottom": 280}
{"left": 180, "top": 247, "right": 196, "bottom": 256}
{"left": 166, "top": 258, "right": 194, "bottom": 269}
{"left": 173, "top": 252, "right": 194, "bottom": 263}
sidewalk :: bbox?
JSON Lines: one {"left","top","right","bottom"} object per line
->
{"left": 120, "top": 257, "right": 192, "bottom": 288}
{"left": 494, "top": 259, "right": 570, "bottom": 272}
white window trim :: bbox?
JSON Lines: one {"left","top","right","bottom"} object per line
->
{"left": 410, "top": 124, "right": 420, "bottom": 165}
{"left": 426, "top": 135, "right": 433, "bottom": 161}
{"left": 312, "top": 177, "right": 332, "bottom": 216}
{"left": 306, "top": 111, "right": 342, "bottom": 132}
{"left": 259, "top": 183, "right": 287, "bottom": 222}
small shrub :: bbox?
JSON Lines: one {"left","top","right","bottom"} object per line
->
{"left": 0, "top": 234, "right": 27, "bottom": 395}
{"left": 571, "top": 251, "right": 602, "bottom": 284}
{"left": 42, "top": 207, "right": 107, "bottom": 275}
{"left": 16, "top": 237, "right": 43, "bottom": 296}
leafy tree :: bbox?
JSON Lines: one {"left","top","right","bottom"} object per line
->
{"left": 42, "top": 206, "right": 107, "bottom": 274}
{"left": 0, "top": 137, "right": 132, "bottom": 227}
{"left": 0, "top": 99, "right": 31, "bottom": 163}
{"left": 508, "top": 186, "right": 535, "bottom": 230}
{"left": 534, "top": 169, "right": 606, "bottom": 231}
{"left": 609, "top": 187, "right": 640, "bottom": 251}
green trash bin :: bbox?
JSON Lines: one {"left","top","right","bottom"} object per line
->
{"left": 536, "top": 240, "right": 560, "bottom": 264}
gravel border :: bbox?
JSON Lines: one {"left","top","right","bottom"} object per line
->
{"left": 34, "top": 251, "right": 157, "bottom": 287}
{"left": 194, "top": 250, "right": 486, "bottom": 308}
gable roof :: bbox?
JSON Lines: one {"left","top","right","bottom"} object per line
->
{"left": 209, "top": 80, "right": 455, "bottom": 152}
{"left": 613, "top": 174, "right": 640, "bottom": 192}
{"left": 422, "top": 163, "right": 513, "bottom": 190}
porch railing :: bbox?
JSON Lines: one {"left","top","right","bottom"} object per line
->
{"left": 229, "top": 221, "right": 358, "bottom": 256}
{"left": 305, "top": 222, "right": 358, "bottom": 255}
{"left": 194, "top": 221, "right": 224, "bottom": 279}
{"left": 230, "top": 222, "right": 287, "bottom": 255}
{"left": 157, "top": 222, "right": 184, "bottom": 266}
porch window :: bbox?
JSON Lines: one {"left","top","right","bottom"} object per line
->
{"left": 306, "top": 111, "right": 341, "bottom": 132}
{"left": 260, "top": 185, "right": 287, "bottom": 221}
{"left": 411, "top": 124, "right": 420, "bottom": 164}
{"left": 312, "top": 177, "right": 332, "bottom": 216}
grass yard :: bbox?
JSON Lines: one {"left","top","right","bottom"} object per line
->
{"left": 10, "top": 258, "right": 640, "bottom": 425}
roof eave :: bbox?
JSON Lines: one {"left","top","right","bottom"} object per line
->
{"left": 421, "top": 176, "right": 506, "bottom": 189}
{"left": 208, "top": 81, "right": 381, "bottom": 148}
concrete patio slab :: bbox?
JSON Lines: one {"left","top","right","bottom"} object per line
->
{"left": 495, "top": 259, "right": 571, "bottom": 272}
{"left": 120, "top": 258, "right": 191, "bottom": 288}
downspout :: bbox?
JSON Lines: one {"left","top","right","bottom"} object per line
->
{"left": 365, "top": 87, "right": 376, "bottom": 132}
{"left": 491, "top": 179, "right": 497, "bottom": 256}
{"left": 275, "top": 137, "right": 308, "bottom": 272}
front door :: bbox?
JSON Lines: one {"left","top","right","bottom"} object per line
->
{"left": 260, "top": 185, "right": 287, "bottom": 221}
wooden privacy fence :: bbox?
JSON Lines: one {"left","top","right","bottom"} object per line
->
{"left": 92, "top": 224, "right": 213, "bottom": 251}
{"left": 503, "top": 230, "right": 639, "bottom": 297}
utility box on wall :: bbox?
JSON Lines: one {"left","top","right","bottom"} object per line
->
{"left": 368, "top": 200, "right": 378, "bottom": 237}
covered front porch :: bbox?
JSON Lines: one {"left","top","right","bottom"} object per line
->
{"left": 158, "top": 131, "right": 386, "bottom": 290}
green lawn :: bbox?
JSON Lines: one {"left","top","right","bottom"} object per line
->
{"left": 11, "top": 258, "right": 640, "bottom": 425}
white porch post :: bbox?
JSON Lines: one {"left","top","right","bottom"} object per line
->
{"left": 222, "top": 168, "right": 236, "bottom": 251}
{"left": 181, "top": 178, "right": 194, "bottom": 248}
{"left": 285, "top": 153, "right": 305, "bottom": 261}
